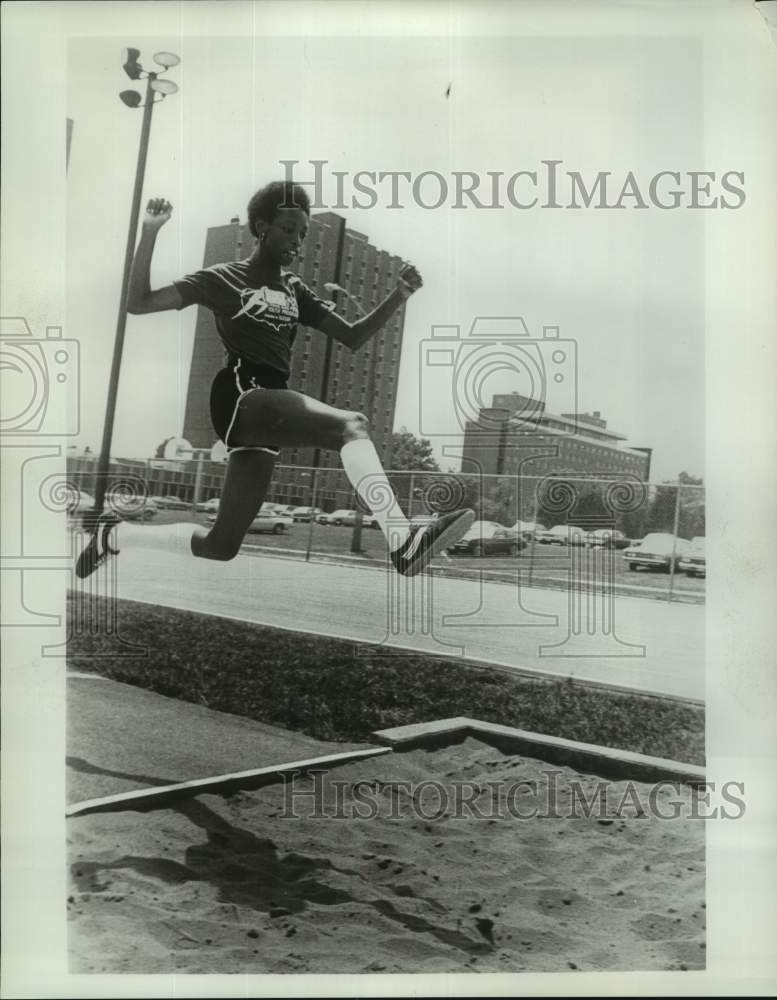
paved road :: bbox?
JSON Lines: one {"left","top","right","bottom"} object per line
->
{"left": 102, "top": 543, "right": 704, "bottom": 702}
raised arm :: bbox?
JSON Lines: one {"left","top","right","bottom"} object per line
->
{"left": 317, "top": 263, "right": 423, "bottom": 351}
{"left": 126, "top": 198, "right": 184, "bottom": 314}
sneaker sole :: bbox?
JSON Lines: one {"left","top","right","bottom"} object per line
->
{"left": 404, "top": 509, "right": 476, "bottom": 577}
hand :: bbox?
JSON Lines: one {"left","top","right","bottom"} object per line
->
{"left": 142, "top": 197, "right": 173, "bottom": 231}
{"left": 397, "top": 262, "right": 423, "bottom": 299}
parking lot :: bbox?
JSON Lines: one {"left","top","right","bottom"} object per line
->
{"left": 140, "top": 510, "right": 705, "bottom": 602}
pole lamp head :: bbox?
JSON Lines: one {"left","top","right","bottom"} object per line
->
{"left": 119, "top": 48, "right": 179, "bottom": 106}
{"left": 119, "top": 90, "right": 142, "bottom": 108}
{"left": 150, "top": 79, "right": 178, "bottom": 97}
{"left": 122, "top": 47, "right": 144, "bottom": 79}
{"left": 153, "top": 51, "right": 180, "bottom": 68}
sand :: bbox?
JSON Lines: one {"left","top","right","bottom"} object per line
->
{"left": 67, "top": 738, "right": 705, "bottom": 974}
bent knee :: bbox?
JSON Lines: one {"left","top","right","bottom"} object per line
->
{"left": 194, "top": 533, "right": 242, "bottom": 562}
{"left": 209, "top": 545, "right": 241, "bottom": 562}
{"left": 342, "top": 411, "right": 370, "bottom": 443}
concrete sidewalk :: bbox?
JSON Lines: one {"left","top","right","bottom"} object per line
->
{"left": 67, "top": 674, "right": 367, "bottom": 806}
{"left": 105, "top": 544, "right": 705, "bottom": 701}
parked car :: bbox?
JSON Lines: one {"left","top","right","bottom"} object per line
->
{"left": 152, "top": 494, "right": 189, "bottom": 511}
{"left": 317, "top": 509, "right": 378, "bottom": 528}
{"left": 70, "top": 489, "right": 158, "bottom": 522}
{"left": 510, "top": 520, "right": 544, "bottom": 541}
{"left": 290, "top": 506, "right": 323, "bottom": 522}
{"left": 319, "top": 509, "right": 351, "bottom": 526}
{"left": 623, "top": 532, "right": 691, "bottom": 572}
{"left": 105, "top": 490, "right": 158, "bottom": 521}
{"left": 248, "top": 510, "right": 294, "bottom": 534}
{"left": 536, "top": 524, "right": 587, "bottom": 546}
{"left": 679, "top": 536, "right": 706, "bottom": 577}
{"left": 567, "top": 525, "right": 591, "bottom": 546}
{"left": 447, "top": 520, "right": 525, "bottom": 557}
{"left": 197, "top": 497, "right": 221, "bottom": 513}
{"left": 536, "top": 526, "right": 564, "bottom": 544}
{"left": 272, "top": 504, "right": 298, "bottom": 515}
{"left": 587, "top": 528, "right": 630, "bottom": 549}
{"left": 208, "top": 509, "right": 293, "bottom": 534}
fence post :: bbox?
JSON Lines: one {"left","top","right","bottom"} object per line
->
{"left": 668, "top": 482, "right": 681, "bottom": 603}
{"left": 191, "top": 452, "right": 204, "bottom": 515}
{"left": 305, "top": 466, "right": 319, "bottom": 563}
{"left": 528, "top": 477, "right": 541, "bottom": 584}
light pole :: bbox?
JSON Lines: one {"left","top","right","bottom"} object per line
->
{"left": 323, "top": 282, "right": 366, "bottom": 319}
{"left": 303, "top": 218, "right": 346, "bottom": 562}
{"left": 326, "top": 283, "right": 380, "bottom": 555}
{"left": 92, "top": 48, "right": 180, "bottom": 519}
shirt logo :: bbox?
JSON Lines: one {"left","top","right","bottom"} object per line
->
{"left": 232, "top": 285, "right": 299, "bottom": 331}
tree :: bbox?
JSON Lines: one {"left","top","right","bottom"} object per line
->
{"left": 385, "top": 429, "right": 441, "bottom": 516}
{"left": 388, "top": 429, "right": 440, "bottom": 472}
{"left": 647, "top": 472, "right": 705, "bottom": 538}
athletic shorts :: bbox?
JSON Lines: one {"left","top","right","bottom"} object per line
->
{"left": 210, "top": 357, "right": 288, "bottom": 457}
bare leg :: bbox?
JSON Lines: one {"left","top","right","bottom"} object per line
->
{"left": 229, "top": 388, "right": 411, "bottom": 548}
{"left": 192, "top": 450, "right": 276, "bottom": 560}
{"left": 229, "top": 387, "right": 365, "bottom": 450}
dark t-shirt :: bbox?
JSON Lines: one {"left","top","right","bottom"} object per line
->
{"left": 174, "top": 261, "right": 334, "bottom": 376}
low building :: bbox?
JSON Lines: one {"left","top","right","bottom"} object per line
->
{"left": 461, "top": 393, "right": 651, "bottom": 481}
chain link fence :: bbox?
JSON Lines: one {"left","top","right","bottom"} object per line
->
{"left": 65, "top": 455, "right": 705, "bottom": 603}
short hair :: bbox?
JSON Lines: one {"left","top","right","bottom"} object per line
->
{"left": 247, "top": 182, "right": 311, "bottom": 238}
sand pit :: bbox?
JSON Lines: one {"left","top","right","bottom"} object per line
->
{"left": 67, "top": 737, "right": 705, "bottom": 974}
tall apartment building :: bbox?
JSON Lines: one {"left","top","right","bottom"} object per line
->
{"left": 182, "top": 212, "right": 407, "bottom": 471}
{"left": 461, "top": 392, "right": 651, "bottom": 481}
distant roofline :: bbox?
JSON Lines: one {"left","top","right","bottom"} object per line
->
{"left": 508, "top": 411, "right": 627, "bottom": 442}
{"left": 502, "top": 423, "right": 641, "bottom": 456}
{"left": 489, "top": 393, "right": 627, "bottom": 441}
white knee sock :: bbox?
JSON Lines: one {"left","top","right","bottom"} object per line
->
{"left": 340, "top": 439, "right": 411, "bottom": 551}
{"left": 116, "top": 521, "right": 199, "bottom": 555}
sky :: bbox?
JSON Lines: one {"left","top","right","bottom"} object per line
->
{"left": 66, "top": 30, "right": 706, "bottom": 480}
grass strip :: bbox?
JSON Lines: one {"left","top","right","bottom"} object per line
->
{"left": 67, "top": 594, "right": 704, "bottom": 765}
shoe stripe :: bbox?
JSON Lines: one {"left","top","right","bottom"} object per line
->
{"left": 397, "top": 511, "right": 475, "bottom": 573}
{"left": 402, "top": 525, "right": 429, "bottom": 561}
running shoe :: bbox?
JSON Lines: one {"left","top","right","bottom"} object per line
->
{"left": 75, "top": 509, "right": 121, "bottom": 580}
{"left": 390, "top": 508, "right": 475, "bottom": 577}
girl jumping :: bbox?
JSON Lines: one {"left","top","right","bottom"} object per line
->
{"left": 76, "top": 181, "right": 473, "bottom": 578}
